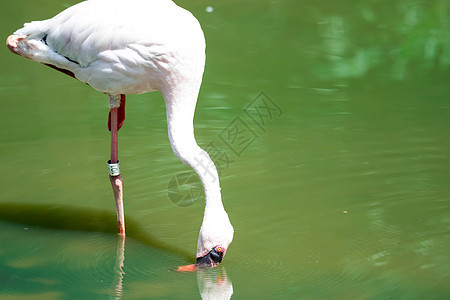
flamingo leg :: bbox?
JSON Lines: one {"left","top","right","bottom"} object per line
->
{"left": 108, "top": 95, "right": 125, "bottom": 235}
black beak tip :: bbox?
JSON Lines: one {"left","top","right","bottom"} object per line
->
{"left": 196, "top": 247, "right": 224, "bottom": 267}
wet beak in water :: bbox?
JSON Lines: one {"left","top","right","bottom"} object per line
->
{"left": 177, "top": 246, "right": 225, "bottom": 272}
{"left": 196, "top": 246, "right": 224, "bottom": 266}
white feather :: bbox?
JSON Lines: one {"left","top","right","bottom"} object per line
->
{"left": 14, "top": 0, "right": 205, "bottom": 95}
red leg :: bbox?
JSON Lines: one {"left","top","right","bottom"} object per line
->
{"left": 110, "top": 174, "right": 125, "bottom": 235}
{"left": 108, "top": 95, "right": 125, "bottom": 235}
{"left": 110, "top": 107, "right": 119, "bottom": 164}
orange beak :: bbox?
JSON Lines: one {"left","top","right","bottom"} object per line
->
{"left": 176, "top": 264, "right": 198, "bottom": 272}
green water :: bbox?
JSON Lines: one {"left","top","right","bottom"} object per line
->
{"left": 1, "top": 0, "right": 450, "bottom": 299}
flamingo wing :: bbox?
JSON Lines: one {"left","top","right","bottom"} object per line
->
{"left": 11, "top": 0, "right": 204, "bottom": 95}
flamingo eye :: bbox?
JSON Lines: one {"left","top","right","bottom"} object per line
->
{"left": 216, "top": 246, "right": 224, "bottom": 253}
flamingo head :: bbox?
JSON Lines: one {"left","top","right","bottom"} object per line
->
{"left": 176, "top": 213, "right": 233, "bottom": 273}
{"left": 195, "top": 210, "right": 234, "bottom": 268}
{"left": 196, "top": 245, "right": 226, "bottom": 267}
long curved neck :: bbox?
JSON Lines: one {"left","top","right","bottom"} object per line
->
{"left": 162, "top": 86, "right": 224, "bottom": 211}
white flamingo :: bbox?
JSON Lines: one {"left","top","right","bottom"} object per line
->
{"left": 6, "top": 0, "right": 233, "bottom": 268}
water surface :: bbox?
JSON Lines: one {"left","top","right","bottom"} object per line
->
{"left": 1, "top": 0, "right": 449, "bottom": 299}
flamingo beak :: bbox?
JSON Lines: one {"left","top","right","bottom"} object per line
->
{"left": 176, "top": 246, "right": 225, "bottom": 272}
{"left": 196, "top": 247, "right": 224, "bottom": 266}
